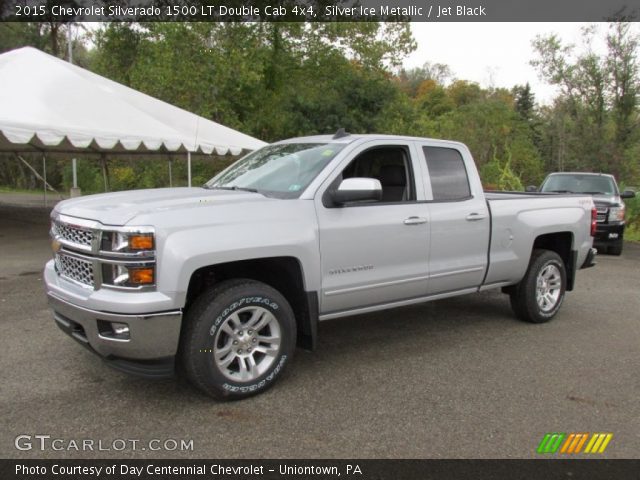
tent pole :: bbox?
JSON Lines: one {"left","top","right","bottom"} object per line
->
{"left": 187, "top": 151, "right": 192, "bottom": 187}
{"left": 43, "top": 154, "right": 47, "bottom": 207}
{"left": 70, "top": 157, "right": 82, "bottom": 197}
{"left": 16, "top": 154, "right": 58, "bottom": 195}
{"left": 168, "top": 158, "right": 173, "bottom": 188}
{"left": 100, "top": 154, "right": 110, "bottom": 192}
{"left": 72, "top": 158, "right": 78, "bottom": 188}
{"left": 67, "top": 25, "right": 73, "bottom": 64}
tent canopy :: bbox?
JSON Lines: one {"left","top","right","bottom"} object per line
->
{"left": 0, "top": 47, "right": 267, "bottom": 156}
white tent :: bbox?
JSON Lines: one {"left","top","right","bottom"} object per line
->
{"left": 0, "top": 46, "right": 267, "bottom": 188}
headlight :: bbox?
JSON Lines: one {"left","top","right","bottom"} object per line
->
{"left": 99, "top": 227, "right": 156, "bottom": 289}
{"left": 129, "top": 234, "right": 154, "bottom": 250}
{"left": 104, "top": 231, "right": 155, "bottom": 253}
{"left": 608, "top": 206, "right": 625, "bottom": 222}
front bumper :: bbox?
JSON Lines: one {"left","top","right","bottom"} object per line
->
{"left": 47, "top": 292, "right": 182, "bottom": 379}
{"left": 594, "top": 223, "right": 624, "bottom": 245}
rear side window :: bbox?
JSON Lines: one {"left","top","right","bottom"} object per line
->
{"left": 422, "top": 146, "right": 471, "bottom": 201}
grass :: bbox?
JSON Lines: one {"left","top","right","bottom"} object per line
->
{"left": 0, "top": 186, "right": 45, "bottom": 194}
{"left": 625, "top": 225, "right": 640, "bottom": 242}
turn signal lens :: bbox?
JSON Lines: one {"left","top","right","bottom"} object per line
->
{"left": 129, "top": 234, "right": 154, "bottom": 250}
{"left": 128, "top": 267, "right": 154, "bottom": 285}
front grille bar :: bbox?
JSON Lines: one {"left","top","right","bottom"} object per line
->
{"left": 51, "top": 214, "right": 155, "bottom": 292}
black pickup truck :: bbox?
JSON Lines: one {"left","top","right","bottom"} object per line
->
{"left": 534, "top": 172, "right": 636, "bottom": 255}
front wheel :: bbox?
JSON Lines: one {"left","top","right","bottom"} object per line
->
{"left": 510, "top": 249, "right": 567, "bottom": 324}
{"left": 180, "top": 279, "right": 296, "bottom": 400}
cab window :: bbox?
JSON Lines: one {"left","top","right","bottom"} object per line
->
{"left": 422, "top": 146, "right": 471, "bottom": 201}
{"left": 340, "top": 146, "right": 415, "bottom": 203}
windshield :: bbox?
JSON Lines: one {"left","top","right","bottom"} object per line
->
{"left": 540, "top": 174, "right": 617, "bottom": 195}
{"left": 205, "top": 143, "right": 345, "bottom": 198}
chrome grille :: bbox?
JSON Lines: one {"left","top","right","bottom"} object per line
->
{"left": 596, "top": 207, "right": 608, "bottom": 223}
{"left": 54, "top": 253, "right": 94, "bottom": 287}
{"left": 53, "top": 221, "right": 94, "bottom": 248}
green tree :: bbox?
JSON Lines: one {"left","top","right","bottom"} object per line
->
{"left": 88, "top": 21, "right": 415, "bottom": 142}
{"left": 435, "top": 93, "right": 543, "bottom": 185}
{"left": 513, "top": 83, "right": 535, "bottom": 121}
{"left": 92, "top": 23, "right": 143, "bottom": 85}
{"left": 606, "top": 22, "right": 639, "bottom": 181}
{"left": 447, "top": 80, "right": 484, "bottom": 107}
{"left": 481, "top": 147, "right": 525, "bottom": 191}
{"left": 0, "top": 23, "right": 49, "bottom": 54}
{"left": 397, "top": 61, "right": 453, "bottom": 97}
{"left": 532, "top": 23, "right": 640, "bottom": 181}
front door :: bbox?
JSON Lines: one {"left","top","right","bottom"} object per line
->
{"left": 315, "top": 141, "right": 430, "bottom": 314}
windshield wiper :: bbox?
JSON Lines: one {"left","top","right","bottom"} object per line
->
{"left": 204, "top": 185, "right": 259, "bottom": 193}
{"left": 582, "top": 191, "right": 607, "bottom": 195}
{"left": 547, "top": 189, "right": 573, "bottom": 193}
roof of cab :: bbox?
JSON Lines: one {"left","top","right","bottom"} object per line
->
{"left": 274, "top": 133, "right": 466, "bottom": 147}
{"left": 548, "top": 172, "right": 615, "bottom": 178}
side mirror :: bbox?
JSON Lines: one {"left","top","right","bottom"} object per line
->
{"left": 525, "top": 185, "right": 538, "bottom": 193}
{"left": 331, "top": 177, "right": 382, "bottom": 205}
{"left": 621, "top": 190, "right": 636, "bottom": 199}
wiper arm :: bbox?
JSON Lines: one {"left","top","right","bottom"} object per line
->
{"left": 582, "top": 191, "right": 607, "bottom": 195}
{"left": 204, "top": 185, "right": 259, "bottom": 193}
{"left": 547, "top": 189, "right": 572, "bottom": 193}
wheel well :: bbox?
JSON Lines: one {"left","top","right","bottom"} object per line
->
{"left": 185, "top": 257, "right": 318, "bottom": 350}
{"left": 532, "top": 232, "right": 576, "bottom": 291}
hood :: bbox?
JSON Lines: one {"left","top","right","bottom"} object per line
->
{"left": 53, "top": 187, "right": 271, "bottom": 225}
{"left": 590, "top": 193, "right": 623, "bottom": 208}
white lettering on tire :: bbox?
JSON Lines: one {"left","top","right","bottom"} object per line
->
{"left": 221, "top": 355, "right": 288, "bottom": 393}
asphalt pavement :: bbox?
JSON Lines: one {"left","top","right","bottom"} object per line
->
{"left": 1, "top": 204, "right": 638, "bottom": 459}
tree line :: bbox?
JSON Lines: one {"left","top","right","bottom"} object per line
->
{"left": 0, "top": 22, "right": 638, "bottom": 225}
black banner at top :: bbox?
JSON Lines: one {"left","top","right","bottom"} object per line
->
{"left": 0, "top": 0, "right": 638, "bottom": 22}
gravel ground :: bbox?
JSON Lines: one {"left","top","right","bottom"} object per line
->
{"left": 1, "top": 204, "right": 638, "bottom": 459}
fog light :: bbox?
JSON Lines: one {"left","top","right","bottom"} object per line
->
{"left": 112, "top": 323, "right": 130, "bottom": 336}
{"left": 98, "top": 320, "right": 130, "bottom": 340}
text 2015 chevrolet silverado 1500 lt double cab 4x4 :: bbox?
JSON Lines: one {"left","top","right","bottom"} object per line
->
{"left": 45, "top": 133, "right": 597, "bottom": 399}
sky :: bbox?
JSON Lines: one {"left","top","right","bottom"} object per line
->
{"left": 405, "top": 22, "right": 613, "bottom": 104}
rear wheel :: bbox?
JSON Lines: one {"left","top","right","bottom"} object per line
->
{"left": 510, "top": 249, "right": 566, "bottom": 324}
{"left": 180, "top": 279, "right": 296, "bottom": 400}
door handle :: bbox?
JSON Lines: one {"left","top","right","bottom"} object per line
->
{"left": 466, "top": 212, "right": 487, "bottom": 221}
{"left": 404, "top": 216, "right": 427, "bottom": 225}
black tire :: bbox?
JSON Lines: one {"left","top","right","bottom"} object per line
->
{"left": 509, "top": 249, "right": 567, "bottom": 324}
{"left": 180, "top": 279, "right": 296, "bottom": 400}
{"left": 608, "top": 240, "right": 623, "bottom": 256}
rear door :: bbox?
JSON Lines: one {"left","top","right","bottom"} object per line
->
{"left": 315, "top": 140, "right": 430, "bottom": 315}
{"left": 418, "top": 144, "right": 490, "bottom": 294}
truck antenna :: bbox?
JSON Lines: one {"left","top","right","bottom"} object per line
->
{"left": 333, "top": 128, "right": 350, "bottom": 139}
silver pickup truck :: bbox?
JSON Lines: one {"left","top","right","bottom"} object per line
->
{"left": 45, "top": 133, "right": 597, "bottom": 399}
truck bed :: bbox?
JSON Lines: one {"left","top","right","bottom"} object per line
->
{"left": 482, "top": 191, "right": 594, "bottom": 289}
{"left": 484, "top": 191, "right": 578, "bottom": 200}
